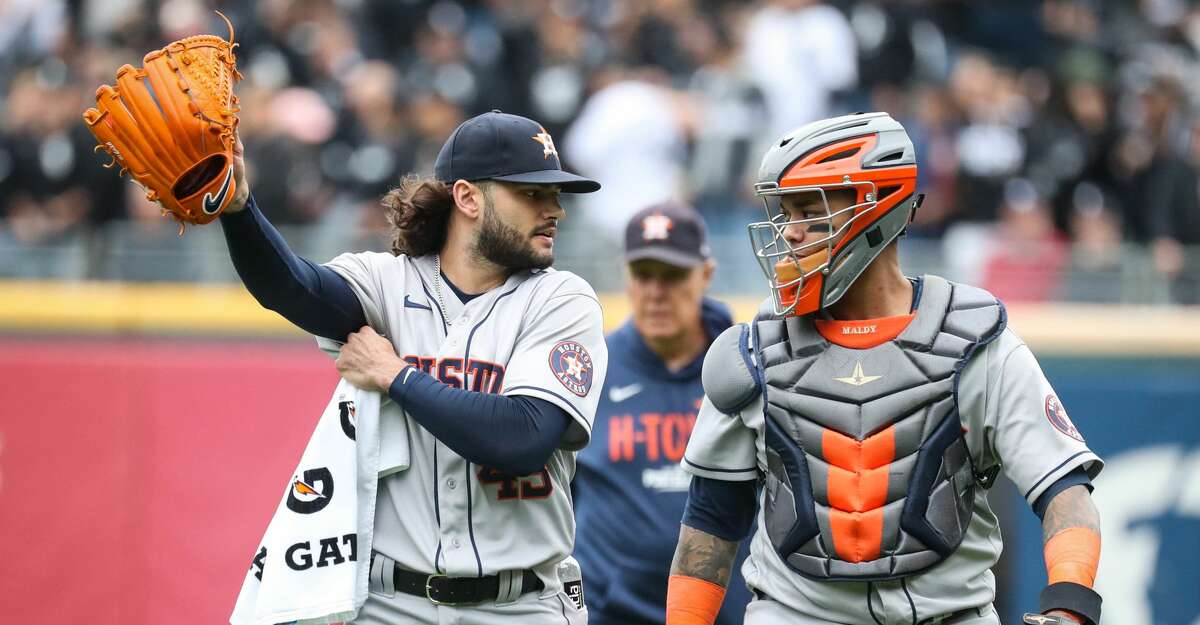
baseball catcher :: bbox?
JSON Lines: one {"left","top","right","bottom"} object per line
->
{"left": 82, "top": 11, "right": 242, "bottom": 233}
{"left": 667, "top": 112, "right": 1104, "bottom": 625}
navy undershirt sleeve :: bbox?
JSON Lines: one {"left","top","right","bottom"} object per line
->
{"left": 1032, "top": 466, "right": 1093, "bottom": 520}
{"left": 681, "top": 476, "right": 759, "bottom": 542}
{"left": 219, "top": 194, "right": 366, "bottom": 340}
{"left": 389, "top": 368, "right": 572, "bottom": 476}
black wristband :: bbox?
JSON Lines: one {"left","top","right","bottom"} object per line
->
{"left": 1039, "top": 582, "right": 1102, "bottom": 625}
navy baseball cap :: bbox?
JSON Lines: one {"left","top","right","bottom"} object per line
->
{"left": 624, "top": 201, "right": 711, "bottom": 268}
{"left": 434, "top": 110, "right": 600, "bottom": 193}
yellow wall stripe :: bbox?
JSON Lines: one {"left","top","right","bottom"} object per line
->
{"left": 1, "top": 280, "right": 1198, "bottom": 355}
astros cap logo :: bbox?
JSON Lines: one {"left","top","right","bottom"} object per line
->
{"left": 642, "top": 213, "right": 673, "bottom": 241}
{"left": 532, "top": 126, "right": 558, "bottom": 159}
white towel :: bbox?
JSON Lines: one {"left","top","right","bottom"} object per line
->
{"left": 230, "top": 379, "right": 409, "bottom": 625}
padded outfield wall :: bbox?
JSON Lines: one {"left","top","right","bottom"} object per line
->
{"left": 0, "top": 281, "right": 1197, "bottom": 625}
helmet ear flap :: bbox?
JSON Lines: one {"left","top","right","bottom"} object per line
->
{"left": 897, "top": 193, "right": 925, "bottom": 238}
{"left": 909, "top": 192, "right": 925, "bottom": 223}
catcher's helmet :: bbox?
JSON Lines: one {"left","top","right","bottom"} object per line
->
{"left": 748, "top": 112, "right": 921, "bottom": 316}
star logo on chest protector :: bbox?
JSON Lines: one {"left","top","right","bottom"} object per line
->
{"left": 833, "top": 361, "right": 882, "bottom": 386}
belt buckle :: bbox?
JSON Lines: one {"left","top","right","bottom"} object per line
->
{"left": 425, "top": 574, "right": 451, "bottom": 605}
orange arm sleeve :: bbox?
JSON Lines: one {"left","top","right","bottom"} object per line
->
{"left": 1045, "top": 527, "right": 1101, "bottom": 587}
{"left": 666, "top": 575, "right": 727, "bottom": 625}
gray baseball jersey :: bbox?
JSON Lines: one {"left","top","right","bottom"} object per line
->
{"left": 323, "top": 251, "right": 607, "bottom": 601}
{"left": 684, "top": 323, "right": 1102, "bottom": 624}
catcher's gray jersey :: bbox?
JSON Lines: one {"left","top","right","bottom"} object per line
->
{"left": 684, "top": 323, "right": 1102, "bottom": 623}
{"left": 324, "top": 251, "right": 607, "bottom": 597}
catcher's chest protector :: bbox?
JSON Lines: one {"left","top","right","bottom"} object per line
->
{"left": 754, "top": 275, "right": 1005, "bottom": 581}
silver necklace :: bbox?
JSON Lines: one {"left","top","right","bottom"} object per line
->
{"left": 433, "top": 254, "right": 449, "bottom": 323}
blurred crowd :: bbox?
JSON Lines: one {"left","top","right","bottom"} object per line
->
{"left": 2, "top": 0, "right": 1200, "bottom": 302}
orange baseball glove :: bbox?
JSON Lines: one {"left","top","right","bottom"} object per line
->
{"left": 83, "top": 12, "right": 243, "bottom": 231}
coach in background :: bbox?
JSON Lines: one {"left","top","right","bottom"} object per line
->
{"left": 573, "top": 202, "right": 752, "bottom": 625}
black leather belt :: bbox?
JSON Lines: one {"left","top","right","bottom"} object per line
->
{"left": 391, "top": 565, "right": 543, "bottom": 605}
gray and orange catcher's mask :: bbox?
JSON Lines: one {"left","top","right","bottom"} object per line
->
{"left": 748, "top": 112, "right": 923, "bottom": 316}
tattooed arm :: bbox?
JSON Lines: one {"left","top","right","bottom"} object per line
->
{"left": 670, "top": 524, "right": 740, "bottom": 586}
{"left": 1039, "top": 485, "right": 1102, "bottom": 624}
{"left": 1041, "top": 485, "right": 1101, "bottom": 542}
{"left": 665, "top": 523, "right": 740, "bottom": 625}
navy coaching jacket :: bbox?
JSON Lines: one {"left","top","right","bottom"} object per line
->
{"left": 573, "top": 298, "right": 752, "bottom": 625}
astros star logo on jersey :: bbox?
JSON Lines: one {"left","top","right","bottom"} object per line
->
{"left": 564, "top": 354, "right": 585, "bottom": 378}
{"left": 532, "top": 126, "right": 558, "bottom": 159}
{"left": 550, "top": 340, "right": 594, "bottom": 397}
{"left": 1045, "top": 394, "right": 1084, "bottom": 441}
{"left": 642, "top": 214, "right": 673, "bottom": 241}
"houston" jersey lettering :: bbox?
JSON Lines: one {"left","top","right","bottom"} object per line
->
{"left": 323, "top": 251, "right": 608, "bottom": 590}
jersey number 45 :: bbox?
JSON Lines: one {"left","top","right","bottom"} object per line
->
{"left": 476, "top": 466, "right": 553, "bottom": 500}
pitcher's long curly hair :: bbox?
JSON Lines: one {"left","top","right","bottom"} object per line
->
{"left": 381, "top": 175, "right": 453, "bottom": 257}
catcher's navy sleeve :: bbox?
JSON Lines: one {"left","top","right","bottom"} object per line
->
{"left": 390, "top": 368, "right": 572, "bottom": 476}
{"left": 219, "top": 194, "right": 366, "bottom": 340}
{"left": 1031, "top": 466, "right": 1092, "bottom": 520}
{"left": 681, "top": 476, "right": 758, "bottom": 542}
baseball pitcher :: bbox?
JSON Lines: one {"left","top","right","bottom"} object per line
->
{"left": 227, "top": 111, "right": 608, "bottom": 624}
{"left": 664, "top": 112, "right": 1104, "bottom": 625}
{"left": 85, "top": 36, "right": 608, "bottom": 620}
